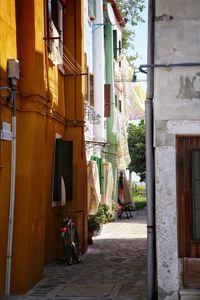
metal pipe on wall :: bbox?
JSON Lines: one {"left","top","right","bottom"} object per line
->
{"left": 145, "top": 0, "right": 156, "bottom": 299}
{"left": 5, "top": 85, "right": 17, "bottom": 296}
{"left": 146, "top": 100, "right": 156, "bottom": 299}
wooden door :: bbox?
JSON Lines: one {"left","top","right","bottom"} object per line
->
{"left": 177, "top": 136, "right": 200, "bottom": 287}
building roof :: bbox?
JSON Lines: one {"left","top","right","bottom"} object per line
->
{"left": 107, "top": 0, "right": 126, "bottom": 27}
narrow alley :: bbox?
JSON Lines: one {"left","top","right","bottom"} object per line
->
{"left": 5, "top": 210, "right": 147, "bottom": 300}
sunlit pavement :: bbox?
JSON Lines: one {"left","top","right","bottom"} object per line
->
{"left": 4, "top": 209, "right": 147, "bottom": 300}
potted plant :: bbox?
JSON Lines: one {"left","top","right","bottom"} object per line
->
{"left": 88, "top": 215, "right": 101, "bottom": 244}
{"left": 87, "top": 202, "right": 112, "bottom": 244}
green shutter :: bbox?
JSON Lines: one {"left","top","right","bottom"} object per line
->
{"left": 113, "top": 30, "right": 117, "bottom": 61}
{"left": 91, "top": 156, "right": 102, "bottom": 193}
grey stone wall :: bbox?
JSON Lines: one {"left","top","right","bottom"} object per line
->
{"left": 155, "top": 146, "right": 179, "bottom": 300}
{"left": 154, "top": 1, "right": 200, "bottom": 299}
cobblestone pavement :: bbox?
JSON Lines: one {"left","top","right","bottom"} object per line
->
{"left": 4, "top": 209, "right": 147, "bottom": 300}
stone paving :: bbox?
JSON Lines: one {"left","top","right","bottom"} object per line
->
{"left": 4, "top": 209, "right": 147, "bottom": 300}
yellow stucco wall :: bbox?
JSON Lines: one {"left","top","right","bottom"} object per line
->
{"left": 0, "top": 0, "right": 87, "bottom": 296}
{"left": 0, "top": 0, "right": 17, "bottom": 295}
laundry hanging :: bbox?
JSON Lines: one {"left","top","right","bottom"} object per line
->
{"left": 87, "top": 160, "right": 101, "bottom": 215}
{"left": 90, "top": 155, "right": 102, "bottom": 193}
{"left": 116, "top": 118, "right": 131, "bottom": 170}
{"left": 102, "top": 161, "right": 114, "bottom": 212}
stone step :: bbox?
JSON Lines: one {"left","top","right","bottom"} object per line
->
{"left": 180, "top": 289, "right": 200, "bottom": 300}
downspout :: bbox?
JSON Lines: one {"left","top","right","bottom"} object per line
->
{"left": 5, "top": 85, "right": 17, "bottom": 296}
{"left": 5, "top": 59, "right": 19, "bottom": 296}
{"left": 145, "top": 0, "right": 156, "bottom": 299}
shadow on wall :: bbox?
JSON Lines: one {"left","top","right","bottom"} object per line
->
{"left": 177, "top": 73, "right": 200, "bottom": 100}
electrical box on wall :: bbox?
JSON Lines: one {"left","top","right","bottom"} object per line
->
{"left": 7, "top": 59, "right": 20, "bottom": 80}
{"left": 0, "top": 122, "right": 12, "bottom": 141}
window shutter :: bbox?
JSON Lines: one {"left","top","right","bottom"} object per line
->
{"left": 119, "top": 99, "right": 122, "bottom": 112}
{"left": 86, "top": 68, "right": 90, "bottom": 104}
{"left": 115, "top": 95, "right": 117, "bottom": 107}
{"left": 83, "top": 66, "right": 89, "bottom": 103}
{"left": 119, "top": 40, "right": 122, "bottom": 55}
{"left": 104, "top": 84, "right": 111, "bottom": 117}
{"left": 53, "top": 139, "right": 62, "bottom": 202}
{"left": 53, "top": 139, "right": 73, "bottom": 202}
{"left": 46, "top": 0, "right": 52, "bottom": 51}
{"left": 90, "top": 74, "right": 94, "bottom": 106}
{"left": 113, "top": 30, "right": 117, "bottom": 61}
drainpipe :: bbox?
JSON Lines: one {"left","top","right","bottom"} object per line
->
{"left": 5, "top": 59, "right": 19, "bottom": 296}
{"left": 145, "top": 0, "right": 156, "bottom": 299}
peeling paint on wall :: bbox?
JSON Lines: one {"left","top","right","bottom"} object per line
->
{"left": 176, "top": 73, "right": 200, "bottom": 100}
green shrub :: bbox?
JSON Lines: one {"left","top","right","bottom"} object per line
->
{"left": 132, "top": 184, "right": 146, "bottom": 195}
{"left": 111, "top": 201, "right": 118, "bottom": 212}
{"left": 95, "top": 202, "right": 112, "bottom": 223}
{"left": 88, "top": 215, "right": 101, "bottom": 233}
{"left": 88, "top": 202, "right": 112, "bottom": 234}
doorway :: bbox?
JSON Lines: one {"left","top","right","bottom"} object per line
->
{"left": 177, "top": 136, "right": 200, "bottom": 288}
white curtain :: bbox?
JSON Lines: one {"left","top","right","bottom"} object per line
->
{"left": 87, "top": 160, "right": 101, "bottom": 215}
{"left": 102, "top": 161, "right": 114, "bottom": 212}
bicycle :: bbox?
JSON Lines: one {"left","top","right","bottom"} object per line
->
{"left": 59, "top": 210, "right": 82, "bottom": 265}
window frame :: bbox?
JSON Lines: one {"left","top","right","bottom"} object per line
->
{"left": 46, "top": 0, "right": 65, "bottom": 67}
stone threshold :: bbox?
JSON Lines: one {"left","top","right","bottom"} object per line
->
{"left": 180, "top": 288, "right": 200, "bottom": 300}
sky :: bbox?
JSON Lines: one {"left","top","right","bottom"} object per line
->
{"left": 131, "top": 0, "right": 148, "bottom": 86}
{"left": 127, "top": 1, "right": 148, "bottom": 182}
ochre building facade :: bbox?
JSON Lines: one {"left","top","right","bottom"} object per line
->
{"left": 0, "top": 0, "right": 87, "bottom": 296}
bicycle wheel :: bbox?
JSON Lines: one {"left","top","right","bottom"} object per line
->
{"left": 73, "top": 229, "right": 82, "bottom": 263}
{"left": 63, "top": 237, "right": 73, "bottom": 265}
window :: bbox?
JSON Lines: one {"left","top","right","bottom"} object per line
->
{"left": 46, "top": 0, "right": 65, "bottom": 65}
{"left": 115, "top": 95, "right": 118, "bottom": 107}
{"left": 118, "top": 40, "right": 122, "bottom": 67}
{"left": 85, "top": 71, "right": 94, "bottom": 106}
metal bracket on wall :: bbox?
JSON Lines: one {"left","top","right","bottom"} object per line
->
{"left": 101, "top": 150, "right": 117, "bottom": 159}
{"left": 139, "top": 62, "right": 200, "bottom": 74}
{"left": 85, "top": 140, "right": 109, "bottom": 152}
{"left": 64, "top": 73, "right": 88, "bottom": 76}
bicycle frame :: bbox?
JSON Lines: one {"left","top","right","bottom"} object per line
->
{"left": 59, "top": 215, "right": 82, "bottom": 264}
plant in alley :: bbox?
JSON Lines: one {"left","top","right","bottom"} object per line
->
{"left": 128, "top": 119, "right": 146, "bottom": 181}
{"left": 116, "top": 0, "right": 145, "bottom": 57}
